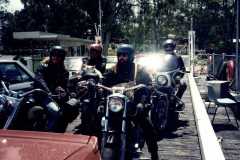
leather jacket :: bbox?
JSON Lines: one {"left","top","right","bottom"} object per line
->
{"left": 35, "top": 60, "right": 69, "bottom": 93}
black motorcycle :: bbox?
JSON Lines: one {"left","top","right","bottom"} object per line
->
{"left": 136, "top": 53, "right": 186, "bottom": 132}
{"left": 0, "top": 79, "right": 79, "bottom": 132}
{"left": 97, "top": 82, "right": 147, "bottom": 160}
{"left": 68, "top": 65, "right": 103, "bottom": 135}
{"left": 0, "top": 80, "right": 60, "bottom": 131}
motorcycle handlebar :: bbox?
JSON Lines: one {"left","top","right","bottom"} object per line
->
{"left": 124, "top": 84, "right": 146, "bottom": 92}
{"left": 77, "top": 79, "right": 147, "bottom": 93}
{"left": 97, "top": 84, "right": 147, "bottom": 93}
{"left": 0, "top": 80, "right": 49, "bottom": 98}
{"left": 1, "top": 80, "right": 10, "bottom": 95}
{"left": 96, "top": 84, "right": 112, "bottom": 92}
{"left": 19, "top": 89, "right": 49, "bottom": 98}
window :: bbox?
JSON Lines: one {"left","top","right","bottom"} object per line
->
{"left": 0, "top": 63, "right": 32, "bottom": 84}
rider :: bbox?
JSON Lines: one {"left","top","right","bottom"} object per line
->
{"left": 103, "top": 44, "right": 159, "bottom": 160}
{"left": 163, "top": 39, "right": 187, "bottom": 109}
{"left": 86, "top": 43, "right": 106, "bottom": 74}
{"left": 35, "top": 46, "right": 71, "bottom": 132}
{"left": 35, "top": 46, "right": 69, "bottom": 94}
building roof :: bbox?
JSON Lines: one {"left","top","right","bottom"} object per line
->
{"left": 13, "top": 31, "right": 94, "bottom": 44}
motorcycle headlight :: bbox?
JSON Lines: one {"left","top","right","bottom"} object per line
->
{"left": 175, "top": 75, "right": 182, "bottom": 81}
{"left": 156, "top": 75, "right": 168, "bottom": 86}
{"left": 173, "top": 71, "right": 184, "bottom": 84}
{"left": 109, "top": 97, "right": 124, "bottom": 113}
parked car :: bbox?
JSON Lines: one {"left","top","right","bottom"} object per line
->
{"left": 0, "top": 59, "right": 101, "bottom": 160}
{"left": 0, "top": 129, "right": 100, "bottom": 160}
{"left": 0, "top": 60, "right": 35, "bottom": 92}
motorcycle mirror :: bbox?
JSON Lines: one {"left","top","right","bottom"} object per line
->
{"left": 0, "top": 80, "right": 10, "bottom": 95}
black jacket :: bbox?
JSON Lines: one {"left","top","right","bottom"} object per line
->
{"left": 87, "top": 56, "right": 106, "bottom": 74}
{"left": 102, "top": 63, "right": 151, "bottom": 87}
{"left": 35, "top": 61, "right": 69, "bottom": 93}
{"left": 177, "top": 55, "right": 186, "bottom": 72}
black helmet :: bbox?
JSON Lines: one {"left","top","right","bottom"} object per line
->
{"left": 49, "top": 46, "right": 66, "bottom": 60}
{"left": 116, "top": 44, "right": 135, "bottom": 62}
{"left": 163, "top": 39, "right": 176, "bottom": 52}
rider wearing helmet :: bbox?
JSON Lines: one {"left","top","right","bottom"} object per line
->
{"left": 163, "top": 39, "right": 177, "bottom": 54}
{"left": 103, "top": 44, "right": 159, "bottom": 160}
{"left": 87, "top": 43, "right": 106, "bottom": 74}
{"left": 33, "top": 46, "right": 70, "bottom": 132}
{"left": 163, "top": 38, "right": 186, "bottom": 73}
{"left": 103, "top": 44, "right": 138, "bottom": 85}
{"left": 35, "top": 46, "right": 69, "bottom": 93}
{"left": 163, "top": 39, "right": 187, "bottom": 106}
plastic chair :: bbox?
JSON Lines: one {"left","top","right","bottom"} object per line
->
{"left": 207, "top": 83, "right": 239, "bottom": 128}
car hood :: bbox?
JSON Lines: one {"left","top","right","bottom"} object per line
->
{"left": 0, "top": 130, "right": 100, "bottom": 160}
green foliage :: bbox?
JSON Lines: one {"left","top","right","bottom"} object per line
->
{"left": 1, "top": 0, "right": 238, "bottom": 54}
{"left": 0, "top": 0, "right": 9, "bottom": 11}
{"left": 0, "top": 11, "right": 15, "bottom": 50}
{"left": 15, "top": 0, "right": 92, "bottom": 38}
{"left": 123, "top": 0, "right": 236, "bottom": 53}
{"left": 193, "top": 0, "right": 235, "bottom": 51}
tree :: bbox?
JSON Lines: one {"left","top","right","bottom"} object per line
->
{"left": 6, "top": 0, "right": 239, "bottom": 54}
{"left": 0, "top": 0, "right": 11, "bottom": 51}
{"left": 0, "top": 0, "right": 9, "bottom": 11}
{"left": 0, "top": 12, "right": 15, "bottom": 50}
{"left": 15, "top": 0, "right": 92, "bottom": 38}
{"left": 193, "top": 0, "right": 236, "bottom": 51}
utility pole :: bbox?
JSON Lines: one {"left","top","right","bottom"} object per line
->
{"left": 189, "top": 11, "right": 195, "bottom": 75}
{"left": 0, "top": 17, "right": 3, "bottom": 51}
{"left": 99, "top": 0, "right": 102, "bottom": 41}
{"left": 236, "top": 0, "right": 239, "bottom": 92}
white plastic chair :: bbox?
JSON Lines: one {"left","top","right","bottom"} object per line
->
{"left": 207, "top": 83, "right": 239, "bottom": 128}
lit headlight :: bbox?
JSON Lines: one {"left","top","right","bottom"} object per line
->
{"left": 156, "top": 75, "right": 168, "bottom": 86}
{"left": 175, "top": 75, "right": 182, "bottom": 81}
{"left": 173, "top": 71, "right": 184, "bottom": 83}
{"left": 109, "top": 97, "right": 124, "bottom": 112}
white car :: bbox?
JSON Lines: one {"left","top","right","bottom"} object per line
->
{"left": 0, "top": 60, "right": 35, "bottom": 92}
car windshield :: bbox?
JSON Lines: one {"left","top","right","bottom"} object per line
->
{"left": 0, "top": 62, "right": 32, "bottom": 84}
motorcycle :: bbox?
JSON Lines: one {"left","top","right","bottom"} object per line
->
{"left": 72, "top": 76, "right": 147, "bottom": 159}
{"left": 68, "top": 65, "right": 103, "bottom": 135}
{"left": 0, "top": 80, "right": 60, "bottom": 131}
{"left": 96, "top": 82, "right": 147, "bottom": 160}
{"left": 136, "top": 53, "right": 186, "bottom": 132}
{"left": 0, "top": 79, "right": 79, "bottom": 132}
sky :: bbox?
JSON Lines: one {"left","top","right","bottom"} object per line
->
{"left": 7, "top": 0, "right": 24, "bottom": 13}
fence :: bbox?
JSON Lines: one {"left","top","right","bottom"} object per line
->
{"left": 192, "top": 53, "right": 208, "bottom": 76}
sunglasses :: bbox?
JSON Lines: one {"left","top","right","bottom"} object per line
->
{"left": 118, "top": 52, "right": 128, "bottom": 57}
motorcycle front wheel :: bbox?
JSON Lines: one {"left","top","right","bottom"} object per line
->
{"left": 101, "top": 133, "right": 120, "bottom": 160}
{"left": 27, "top": 105, "right": 47, "bottom": 130}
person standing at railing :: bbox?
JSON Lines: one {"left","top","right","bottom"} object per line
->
{"left": 163, "top": 39, "right": 187, "bottom": 109}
